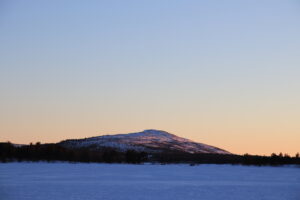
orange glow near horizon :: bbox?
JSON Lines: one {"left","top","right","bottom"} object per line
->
{"left": 1, "top": 104, "right": 299, "bottom": 156}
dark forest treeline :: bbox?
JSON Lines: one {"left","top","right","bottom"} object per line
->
{"left": 0, "top": 142, "right": 147, "bottom": 164}
{"left": 1, "top": 142, "right": 299, "bottom": 166}
{"left": 153, "top": 152, "right": 300, "bottom": 166}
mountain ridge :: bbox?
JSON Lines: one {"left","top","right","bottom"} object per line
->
{"left": 59, "top": 129, "right": 231, "bottom": 154}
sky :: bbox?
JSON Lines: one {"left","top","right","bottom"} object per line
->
{"left": 0, "top": 0, "right": 300, "bottom": 155}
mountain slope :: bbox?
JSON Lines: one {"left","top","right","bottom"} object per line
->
{"left": 59, "top": 129, "right": 230, "bottom": 154}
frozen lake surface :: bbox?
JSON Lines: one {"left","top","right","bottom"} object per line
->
{"left": 0, "top": 163, "right": 299, "bottom": 200}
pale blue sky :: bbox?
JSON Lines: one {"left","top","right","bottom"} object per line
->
{"left": 1, "top": 0, "right": 300, "bottom": 155}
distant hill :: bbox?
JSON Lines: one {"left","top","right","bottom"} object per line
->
{"left": 58, "top": 129, "right": 231, "bottom": 154}
{"left": 1, "top": 131, "right": 299, "bottom": 165}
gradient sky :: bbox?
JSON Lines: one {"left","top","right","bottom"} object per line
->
{"left": 1, "top": 0, "right": 300, "bottom": 155}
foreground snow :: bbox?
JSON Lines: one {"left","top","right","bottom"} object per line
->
{"left": 0, "top": 163, "right": 299, "bottom": 200}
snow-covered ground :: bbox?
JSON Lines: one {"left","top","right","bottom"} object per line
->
{"left": 0, "top": 163, "right": 299, "bottom": 200}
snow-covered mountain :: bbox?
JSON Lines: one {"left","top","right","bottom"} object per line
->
{"left": 59, "top": 129, "right": 230, "bottom": 154}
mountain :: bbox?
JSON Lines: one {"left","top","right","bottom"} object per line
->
{"left": 59, "top": 129, "right": 230, "bottom": 154}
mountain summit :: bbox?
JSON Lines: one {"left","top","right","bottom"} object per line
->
{"left": 59, "top": 129, "right": 230, "bottom": 154}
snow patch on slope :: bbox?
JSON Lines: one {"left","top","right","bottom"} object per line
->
{"left": 60, "top": 129, "right": 230, "bottom": 154}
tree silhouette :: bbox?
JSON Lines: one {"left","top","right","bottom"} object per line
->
{"left": 0, "top": 142, "right": 299, "bottom": 166}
